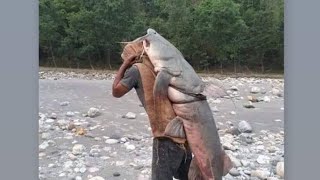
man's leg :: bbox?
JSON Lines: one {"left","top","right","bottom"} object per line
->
{"left": 151, "top": 137, "right": 189, "bottom": 180}
{"left": 173, "top": 144, "right": 192, "bottom": 180}
{"left": 151, "top": 137, "right": 173, "bottom": 180}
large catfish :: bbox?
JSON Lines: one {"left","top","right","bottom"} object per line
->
{"left": 124, "top": 29, "right": 233, "bottom": 179}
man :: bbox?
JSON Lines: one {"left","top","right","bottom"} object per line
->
{"left": 112, "top": 43, "right": 192, "bottom": 180}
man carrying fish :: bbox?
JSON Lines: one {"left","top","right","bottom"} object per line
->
{"left": 112, "top": 42, "right": 193, "bottom": 180}
{"left": 118, "top": 29, "right": 233, "bottom": 180}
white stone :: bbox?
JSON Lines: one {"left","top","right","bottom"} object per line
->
{"left": 250, "top": 87, "right": 261, "bottom": 94}
{"left": 45, "top": 119, "right": 55, "bottom": 123}
{"left": 276, "top": 162, "right": 284, "bottom": 178}
{"left": 79, "top": 167, "right": 86, "bottom": 173}
{"left": 125, "top": 112, "right": 136, "bottom": 119}
{"left": 263, "top": 96, "right": 271, "bottom": 102}
{"left": 105, "top": 139, "right": 119, "bottom": 144}
{"left": 39, "top": 141, "right": 49, "bottom": 150}
{"left": 72, "top": 144, "right": 86, "bottom": 155}
{"left": 66, "top": 111, "right": 75, "bottom": 117}
{"left": 88, "top": 107, "right": 100, "bottom": 117}
{"left": 88, "top": 176, "right": 105, "bottom": 180}
{"left": 126, "top": 145, "right": 136, "bottom": 150}
{"left": 89, "top": 167, "right": 100, "bottom": 173}
{"left": 257, "top": 155, "right": 270, "bottom": 164}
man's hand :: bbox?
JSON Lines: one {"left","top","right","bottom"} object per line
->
{"left": 112, "top": 52, "right": 141, "bottom": 98}
{"left": 123, "top": 52, "right": 142, "bottom": 66}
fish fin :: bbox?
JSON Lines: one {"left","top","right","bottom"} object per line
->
{"left": 153, "top": 70, "right": 172, "bottom": 121}
{"left": 188, "top": 159, "right": 205, "bottom": 180}
{"left": 164, "top": 117, "right": 186, "bottom": 139}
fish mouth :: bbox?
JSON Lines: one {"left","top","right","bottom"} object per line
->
{"left": 119, "top": 28, "right": 157, "bottom": 44}
{"left": 118, "top": 33, "right": 151, "bottom": 45}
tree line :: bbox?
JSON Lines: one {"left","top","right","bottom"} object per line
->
{"left": 40, "top": 0, "right": 284, "bottom": 73}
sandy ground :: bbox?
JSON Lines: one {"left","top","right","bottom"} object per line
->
{"left": 39, "top": 75, "right": 284, "bottom": 180}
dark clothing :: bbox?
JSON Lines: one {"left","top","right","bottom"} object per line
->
{"left": 120, "top": 66, "right": 192, "bottom": 180}
{"left": 152, "top": 138, "right": 192, "bottom": 180}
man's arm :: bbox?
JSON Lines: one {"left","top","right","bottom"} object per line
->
{"left": 112, "top": 55, "right": 137, "bottom": 98}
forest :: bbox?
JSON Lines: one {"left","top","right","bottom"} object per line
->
{"left": 40, "top": 0, "right": 284, "bottom": 73}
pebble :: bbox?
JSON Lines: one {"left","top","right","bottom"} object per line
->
{"left": 89, "top": 176, "right": 105, "bottom": 180}
{"left": 276, "top": 162, "right": 284, "bottom": 178}
{"left": 250, "top": 87, "right": 261, "bottom": 94}
{"left": 241, "top": 160, "right": 249, "bottom": 167}
{"left": 72, "top": 144, "right": 86, "bottom": 155}
{"left": 229, "top": 168, "right": 240, "bottom": 176}
{"left": 267, "top": 146, "right": 279, "bottom": 153}
{"left": 66, "top": 111, "right": 75, "bottom": 117}
{"left": 48, "top": 164, "right": 56, "bottom": 168}
{"left": 88, "top": 107, "right": 100, "bottom": 118}
{"left": 230, "top": 86, "right": 239, "bottom": 91}
{"left": 126, "top": 144, "right": 136, "bottom": 150}
{"left": 89, "top": 148, "right": 101, "bottom": 157}
{"left": 238, "top": 120, "right": 253, "bottom": 133}
{"left": 59, "top": 173, "right": 66, "bottom": 177}
{"left": 256, "top": 145, "right": 265, "bottom": 151}
{"left": 89, "top": 167, "right": 99, "bottom": 173}
{"left": 223, "top": 142, "right": 236, "bottom": 151}
{"left": 45, "top": 119, "right": 55, "bottom": 123}
{"left": 263, "top": 96, "right": 271, "bottom": 102}
{"left": 225, "top": 127, "right": 241, "bottom": 136}
{"left": 49, "top": 113, "right": 57, "bottom": 119}
{"left": 248, "top": 95, "right": 259, "bottom": 102}
{"left": 272, "top": 88, "right": 283, "bottom": 97}
{"left": 251, "top": 170, "right": 270, "bottom": 180}
{"left": 41, "top": 133, "right": 50, "bottom": 140}
{"left": 243, "top": 102, "right": 255, "bottom": 109}
{"left": 39, "top": 141, "right": 49, "bottom": 150}
{"left": 94, "top": 137, "right": 102, "bottom": 141}
{"left": 79, "top": 167, "right": 86, "bottom": 173}
{"left": 257, "top": 155, "right": 270, "bottom": 164}
{"left": 229, "top": 155, "right": 242, "bottom": 168}
{"left": 124, "top": 112, "right": 136, "bottom": 119}
{"left": 105, "top": 139, "right": 119, "bottom": 144}
{"left": 68, "top": 153, "right": 77, "bottom": 160}
{"left": 209, "top": 99, "right": 220, "bottom": 104}
{"left": 116, "top": 161, "right": 125, "bottom": 166}
{"left": 212, "top": 106, "right": 219, "bottom": 112}
{"left": 267, "top": 177, "right": 279, "bottom": 180}
{"left": 60, "top": 101, "right": 70, "bottom": 106}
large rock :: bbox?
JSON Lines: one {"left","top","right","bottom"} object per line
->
{"left": 276, "top": 162, "right": 284, "bottom": 178}
{"left": 238, "top": 120, "right": 253, "bottom": 133}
